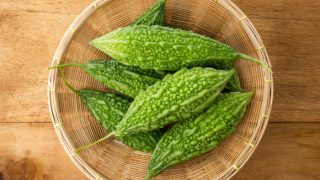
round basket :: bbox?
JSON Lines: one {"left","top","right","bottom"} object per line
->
{"left": 48, "top": 0, "right": 273, "bottom": 179}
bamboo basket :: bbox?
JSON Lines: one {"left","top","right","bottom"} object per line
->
{"left": 48, "top": 0, "right": 273, "bottom": 179}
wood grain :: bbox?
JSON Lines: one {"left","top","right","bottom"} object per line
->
{"left": 234, "top": 123, "right": 320, "bottom": 180}
{"left": 0, "top": 0, "right": 320, "bottom": 179}
{"left": 0, "top": 9, "right": 86, "bottom": 123}
{"left": 0, "top": 0, "right": 90, "bottom": 14}
{"left": 0, "top": 123, "right": 85, "bottom": 180}
{"left": 233, "top": 0, "right": 320, "bottom": 122}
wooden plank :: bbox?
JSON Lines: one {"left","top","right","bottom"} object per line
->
{"left": 0, "top": 11, "right": 80, "bottom": 123}
{"left": 1, "top": 123, "right": 319, "bottom": 179}
{"left": 0, "top": 0, "right": 90, "bottom": 14}
{"left": 233, "top": 0, "right": 320, "bottom": 122}
{"left": 0, "top": 123, "right": 85, "bottom": 180}
{"left": 234, "top": 123, "right": 320, "bottom": 180}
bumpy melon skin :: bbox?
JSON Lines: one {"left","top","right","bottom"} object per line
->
{"left": 204, "top": 61, "right": 243, "bottom": 92}
{"left": 80, "top": 90, "right": 161, "bottom": 153}
{"left": 115, "top": 68, "right": 234, "bottom": 136}
{"left": 91, "top": 25, "right": 238, "bottom": 71}
{"left": 83, "top": 60, "right": 165, "bottom": 98}
{"left": 132, "top": 0, "right": 166, "bottom": 26}
{"left": 83, "top": 0, "right": 168, "bottom": 97}
{"left": 146, "top": 92, "right": 253, "bottom": 179}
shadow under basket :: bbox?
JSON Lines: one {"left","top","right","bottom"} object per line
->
{"left": 48, "top": 0, "right": 273, "bottom": 179}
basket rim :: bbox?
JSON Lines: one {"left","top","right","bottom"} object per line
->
{"left": 47, "top": 0, "right": 274, "bottom": 179}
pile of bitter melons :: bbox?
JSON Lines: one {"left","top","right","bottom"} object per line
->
{"left": 51, "top": 0, "right": 268, "bottom": 179}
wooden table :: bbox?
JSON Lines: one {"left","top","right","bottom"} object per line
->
{"left": 1, "top": 0, "right": 319, "bottom": 179}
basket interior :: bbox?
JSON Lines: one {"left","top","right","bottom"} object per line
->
{"left": 51, "top": 0, "right": 271, "bottom": 179}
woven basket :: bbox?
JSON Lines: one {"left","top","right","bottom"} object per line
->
{"left": 48, "top": 0, "right": 273, "bottom": 179}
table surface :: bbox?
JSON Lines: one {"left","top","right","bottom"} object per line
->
{"left": 1, "top": 0, "right": 319, "bottom": 179}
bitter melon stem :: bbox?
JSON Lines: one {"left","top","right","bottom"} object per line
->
{"left": 48, "top": 63, "right": 84, "bottom": 70}
{"left": 145, "top": 171, "right": 153, "bottom": 180}
{"left": 238, "top": 53, "right": 272, "bottom": 73}
{"left": 73, "top": 132, "right": 116, "bottom": 154}
{"left": 59, "top": 70, "right": 80, "bottom": 95}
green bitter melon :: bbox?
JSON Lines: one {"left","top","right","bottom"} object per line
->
{"left": 61, "top": 77, "right": 161, "bottom": 153}
{"left": 206, "top": 61, "right": 243, "bottom": 91}
{"left": 91, "top": 25, "right": 270, "bottom": 72}
{"left": 132, "top": 0, "right": 166, "bottom": 26}
{"left": 146, "top": 92, "right": 253, "bottom": 179}
{"left": 115, "top": 67, "right": 234, "bottom": 136}
{"left": 49, "top": 60, "right": 165, "bottom": 98}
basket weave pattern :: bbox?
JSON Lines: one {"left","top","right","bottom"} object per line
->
{"left": 48, "top": 0, "right": 273, "bottom": 179}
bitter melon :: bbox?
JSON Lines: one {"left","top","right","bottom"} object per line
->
{"left": 49, "top": 60, "right": 165, "bottom": 98}
{"left": 132, "top": 0, "right": 166, "bottom": 26}
{"left": 206, "top": 61, "right": 243, "bottom": 91}
{"left": 146, "top": 92, "right": 253, "bottom": 179}
{"left": 78, "top": 89, "right": 161, "bottom": 153}
{"left": 91, "top": 25, "right": 270, "bottom": 71}
{"left": 59, "top": 73, "right": 162, "bottom": 153}
{"left": 114, "top": 67, "right": 234, "bottom": 137}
